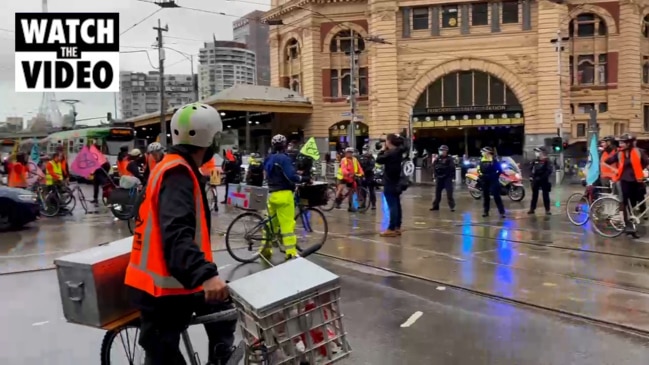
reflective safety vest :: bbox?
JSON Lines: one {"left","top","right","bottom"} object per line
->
{"left": 45, "top": 161, "right": 62, "bottom": 186}
{"left": 615, "top": 148, "right": 645, "bottom": 182}
{"left": 124, "top": 154, "right": 212, "bottom": 297}
{"left": 600, "top": 150, "right": 617, "bottom": 179}
{"left": 199, "top": 158, "right": 216, "bottom": 176}
{"left": 147, "top": 154, "right": 158, "bottom": 173}
{"left": 118, "top": 159, "right": 129, "bottom": 176}
{"left": 8, "top": 163, "right": 27, "bottom": 188}
{"left": 336, "top": 157, "right": 362, "bottom": 180}
{"left": 60, "top": 157, "right": 68, "bottom": 178}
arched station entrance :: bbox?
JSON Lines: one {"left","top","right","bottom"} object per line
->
{"left": 328, "top": 120, "right": 369, "bottom": 153}
{"left": 412, "top": 70, "right": 524, "bottom": 157}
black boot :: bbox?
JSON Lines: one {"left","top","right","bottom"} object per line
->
{"left": 207, "top": 342, "right": 245, "bottom": 365}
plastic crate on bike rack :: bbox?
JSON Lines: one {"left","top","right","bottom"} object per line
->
{"left": 297, "top": 183, "right": 329, "bottom": 207}
{"left": 228, "top": 258, "right": 352, "bottom": 364}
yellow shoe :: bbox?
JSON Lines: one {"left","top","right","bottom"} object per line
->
{"left": 285, "top": 248, "right": 298, "bottom": 260}
{"left": 260, "top": 247, "right": 273, "bottom": 259}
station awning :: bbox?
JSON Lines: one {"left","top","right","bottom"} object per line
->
{"left": 127, "top": 85, "right": 313, "bottom": 128}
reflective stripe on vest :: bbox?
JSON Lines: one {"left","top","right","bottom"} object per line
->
{"left": 45, "top": 161, "right": 62, "bottom": 186}
{"left": 125, "top": 155, "right": 212, "bottom": 296}
{"left": 336, "top": 158, "right": 359, "bottom": 179}
{"left": 615, "top": 148, "right": 645, "bottom": 182}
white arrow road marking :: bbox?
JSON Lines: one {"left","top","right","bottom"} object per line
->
{"left": 400, "top": 311, "right": 423, "bottom": 328}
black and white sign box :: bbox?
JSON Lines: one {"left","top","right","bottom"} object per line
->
{"left": 15, "top": 13, "right": 119, "bottom": 93}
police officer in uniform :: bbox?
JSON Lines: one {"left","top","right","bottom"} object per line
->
{"left": 528, "top": 146, "right": 552, "bottom": 215}
{"left": 478, "top": 147, "right": 506, "bottom": 218}
{"left": 430, "top": 145, "right": 455, "bottom": 212}
{"left": 358, "top": 144, "right": 377, "bottom": 210}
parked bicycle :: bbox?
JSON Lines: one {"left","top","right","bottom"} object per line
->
{"left": 589, "top": 191, "right": 649, "bottom": 238}
{"left": 565, "top": 182, "right": 616, "bottom": 226}
{"left": 225, "top": 183, "right": 329, "bottom": 263}
{"left": 28, "top": 183, "right": 60, "bottom": 217}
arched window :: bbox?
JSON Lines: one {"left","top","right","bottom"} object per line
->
{"left": 290, "top": 78, "right": 301, "bottom": 93}
{"left": 285, "top": 38, "right": 299, "bottom": 61}
{"left": 568, "top": 13, "right": 607, "bottom": 37}
{"left": 329, "top": 30, "right": 365, "bottom": 53}
{"left": 643, "top": 56, "right": 649, "bottom": 84}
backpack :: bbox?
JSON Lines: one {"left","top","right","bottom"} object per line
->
{"left": 399, "top": 160, "right": 414, "bottom": 192}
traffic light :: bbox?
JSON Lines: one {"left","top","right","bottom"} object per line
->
{"left": 551, "top": 136, "right": 563, "bottom": 152}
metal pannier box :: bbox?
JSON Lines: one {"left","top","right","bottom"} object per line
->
{"left": 54, "top": 237, "right": 136, "bottom": 328}
{"left": 227, "top": 184, "right": 268, "bottom": 211}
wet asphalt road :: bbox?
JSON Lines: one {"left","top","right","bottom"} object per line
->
{"left": 3, "top": 184, "right": 649, "bottom": 363}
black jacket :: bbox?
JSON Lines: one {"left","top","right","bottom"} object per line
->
{"left": 127, "top": 159, "right": 144, "bottom": 183}
{"left": 130, "top": 146, "right": 218, "bottom": 309}
{"left": 433, "top": 155, "right": 455, "bottom": 179}
{"left": 530, "top": 158, "right": 552, "bottom": 182}
{"left": 376, "top": 147, "right": 403, "bottom": 193}
{"left": 359, "top": 154, "right": 375, "bottom": 177}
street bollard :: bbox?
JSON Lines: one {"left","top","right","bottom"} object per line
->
{"left": 415, "top": 167, "right": 421, "bottom": 183}
{"left": 555, "top": 170, "right": 561, "bottom": 186}
{"left": 455, "top": 167, "right": 462, "bottom": 186}
{"left": 321, "top": 163, "right": 327, "bottom": 180}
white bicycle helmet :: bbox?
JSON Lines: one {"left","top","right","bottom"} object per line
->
{"left": 344, "top": 147, "right": 355, "bottom": 153}
{"left": 271, "top": 134, "right": 287, "bottom": 147}
{"left": 170, "top": 103, "right": 223, "bottom": 148}
{"left": 129, "top": 148, "right": 142, "bottom": 157}
{"left": 147, "top": 142, "right": 164, "bottom": 153}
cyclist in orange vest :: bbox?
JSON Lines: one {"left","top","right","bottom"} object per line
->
{"left": 143, "top": 142, "right": 165, "bottom": 184}
{"left": 8, "top": 153, "right": 28, "bottom": 188}
{"left": 604, "top": 133, "right": 649, "bottom": 235}
{"left": 55, "top": 146, "right": 70, "bottom": 181}
{"left": 117, "top": 145, "right": 129, "bottom": 176}
{"left": 599, "top": 135, "right": 618, "bottom": 188}
{"left": 124, "top": 102, "right": 239, "bottom": 364}
{"left": 335, "top": 147, "right": 364, "bottom": 211}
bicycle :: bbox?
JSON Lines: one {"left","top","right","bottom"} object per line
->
{"left": 62, "top": 183, "right": 89, "bottom": 214}
{"left": 320, "top": 183, "right": 337, "bottom": 212}
{"left": 28, "top": 183, "right": 60, "bottom": 217}
{"left": 335, "top": 177, "right": 370, "bottom": 213}
{"left": 205, "top": 183, "right": 220, "bottom": 213}
{"left": 589, "top": 187, "right": 649, "bottom": 238}
{"left": 225, "top": 185, "right": 329, "bottom": 263}
{"left": 565, "top": 183, "right": 615, "bottom": 226}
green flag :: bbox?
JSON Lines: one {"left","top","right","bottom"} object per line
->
{"left": 300, "top": 137, "right": 320, "bottom": 160}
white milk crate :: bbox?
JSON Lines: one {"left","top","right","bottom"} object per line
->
{"left": 228, "top": 258, "right": 352, "bottom": 365}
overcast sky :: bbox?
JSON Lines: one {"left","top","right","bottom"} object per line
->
{"left": 0, "top": 0, "right": 269, "bottom": 125}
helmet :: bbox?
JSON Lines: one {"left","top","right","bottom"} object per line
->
{"left": 481, "top": 147, "right": 494, "bottom": 154}
{"left": 129, "top": 148, "right": 142, "bottom": 157}
{"left": 271, "top": 134, "right": 287, "bottom": 147}
{"left": 603, "top": 135, "right": 616, "bottom": 142}
{"left": 344, "top": 147, "right": 355, "bottom": 153}
{"left": 250, "top": 153, "right": 261, "bottom": 158}
{"left": 362, "top": 144, "right": 370, "bottom": 151}
{"left": 619, "top": 133, "right": 636, "bottom": 142}
{"left": 170, "top": 103, "right": 223, "bottom": 148}
{"left": 147, "top": 142, "right": 164, "bottom": 153}
{"left": 533, "top": 146, "right": 547, "bottom": 153}
{"left": 438, "top": 145, "right": 449, "bottom": 152}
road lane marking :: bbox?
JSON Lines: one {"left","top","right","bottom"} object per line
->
{"left": 436, "top": 286, "right": 446, "bottom": 291}
{"left": 32, "top": 321, "right": 49, "bottom": 326}
{"left": 400, "top": 311, "right": 423, "bottom": 328}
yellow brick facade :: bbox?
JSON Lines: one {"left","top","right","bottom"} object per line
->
{"left": 265, "top": 0, "right": 649, "bottom": 152}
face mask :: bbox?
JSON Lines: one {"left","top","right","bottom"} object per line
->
{"left": 534, "top": 152, "right": 540, "bottom": 158}
{"left": 439, "top": 150, "right": 446, "bottom": 155}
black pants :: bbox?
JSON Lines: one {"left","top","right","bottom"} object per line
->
{"left": 432, "top": 177, "right": 455, "bottom": 209}
{"left": 92, "top": 168, "right": 109, "bottom": 201}
{"left": 482, "top": 181, "right": 505, "bottom": 215}
{"left": 530, "top": 180, "right": 551, "bottom": 212}
{"left": 362, "top": 177, "right": 376, "bottom": 206}
{"left": 138, "top": 293, "right": 236, "bottom": 365}
{"left": 619, "top": 180, "right": 644, "bottom": 226}
{"left": 383, "top": 191, "right": 402, "bottom": 230}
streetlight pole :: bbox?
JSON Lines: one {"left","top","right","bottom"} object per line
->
{"left": 154, "top": 19, "right": 169, "bottom": 147}
{"left": 550, "top": 30, "right": 569, "bottom": 185}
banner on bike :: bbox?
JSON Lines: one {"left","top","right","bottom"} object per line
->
{"left": 30, "top": 140, "right": 40, "bottom": 166}
{"left": 586, "top": 131, "right": 599, "bottom": 186}
{"left": 71, "top": 145, "right": 107, "bottom": 178}
{"left": 300, "top": 137, "right": 320, "bottom": 160}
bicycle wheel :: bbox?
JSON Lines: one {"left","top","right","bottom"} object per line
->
{"left": 566, "top": 193, "right": 590, "bottom": 226}
{"left": 40, "top": 191, "right": 60, "bottom": 217}
{"left": 205, "top": 185, "right": 218, "bottom": 212}
{"left": 589, "top": 196, "right": 625, "bottom": 238}
{"left": 356, "top": 187, "right": 371, "bottom": 212}
{"left": 320, "top": 186, "right": 336, "bottom": 212}
{"left": 225, "top": 212, "right": 266, "bottom": 263}
{"left": 60, "top": 186, "right": 74, "bottom": 206}
{"left": 100, "top": 321, "right": 145, "bottom": 365}
{"left": 77, "top": 188, "right": 88, "bottom": 214}
{"left": 65, "top": 194, "right": 77, "bottom": 212}
{"left": 295, "top": 207, "right": 328, "bottom": 252}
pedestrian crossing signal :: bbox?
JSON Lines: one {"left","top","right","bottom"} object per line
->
{"left": 551, "top": 137, "right": 563, "bottom": 152}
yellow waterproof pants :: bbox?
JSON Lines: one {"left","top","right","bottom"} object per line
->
{"left": 266, "top": 190, "right": 297, "bottom": 257}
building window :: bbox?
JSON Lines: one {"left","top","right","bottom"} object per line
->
{"left": 576, "top": 123, "right": 586, "bottom": 137}
{"left": 644, "top": 105, "right": 649, "bottom": 131}
{"left": 358, "top": 68, "right": 368, "bottom": 96}
{"left": 573, "top": 54, "right": 607, "bottom": 85}
{"left": 568, "top": 13, "right": 607, "bottom": 37}
{"left": 442, "top": 5, "right": 459, "bottom": 28}
{"left": 291, "top": 78, "right": 300, "bottom": 93}
{"left": 472, "top": 3, "right": 489, "bottom": 26}
{"left": 598, "top": 102, "right": 608, "bottom": 113}
{"left": 329, "top": 31, "right": 365, "bottom": 53}
{"left": 577, "top": 103, "right": 595, "bottom": 113}
{"left": 330, "top": 68, "right": 367, "bottom": 97}
{"left": 285, "top": 38, "right": 299, "bottom": 61}
{"left": 330, "top": 70, "right": 339, "bottom": 98}
{"left": 614, "top": 123, "right": 626, "bottom": 135}
{"left": 502, "top": 1, "right": 519, "bottom": 24}
{"left": 644, "top": 15, "right": 649, "bottom": 37}
{"left": 412, "top": 7, "right": 429, "bottom": 30}
{"left": 643, "top": 56, "right": 649, "bottom": 84}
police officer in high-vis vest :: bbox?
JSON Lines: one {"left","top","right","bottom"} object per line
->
{"left": 124, "top": 102, "right": 241, "bottom": 364}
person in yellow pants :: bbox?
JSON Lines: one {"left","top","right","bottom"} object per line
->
{"left": 262, "top": 134, "right": 311, "bottom": 259}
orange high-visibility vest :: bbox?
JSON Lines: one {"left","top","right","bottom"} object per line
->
{"left": 199, "top": 158, "right": 216, "bottom": 176}
{"left": 60, "top": 157, "right": 69, "bottom": 177}
{"left": 124, "top": 154, "right": 212, "bottom": 297}
{"left": 8, "top": 163, "right": 27, "bottom": 188}
{"left": 118, "top": 159, "right": 129, "bottom": 176}
{"left": 615, "top": 148, "right": 645, "bottom": 182}
{"left": 147, "top": 154, "right": 158, "bottom": 172}
{"left": 600, "top": 150, "right": 617, "bottom": 179}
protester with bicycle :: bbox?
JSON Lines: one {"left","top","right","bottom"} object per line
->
{"left": 7, "top": 152, "right": 28, "bottom": 189}
{"left": 600, "top": 136, "right": 618, "bottom": 189}
{"left": 55, "top": 146, "right": 70, "bottom": 183}
{"left": 263, "top": 134, "right": 311, "bottom": 260}
{"left": 335, "top": 147, "right": 364, "bottom": 212}
{"left": 119, "top": 149, "right": 145, "bottom": 189}
{"left": 358, "top": 145, "right": 377, "bottom": 210}
{"left": 376, "top": 134, "right": 405, "bottom": 236}
{"left": 124, "top": 102, "right": 239, "bottom": 365}
{"left": 603, "top": 133, "right": 649, "bottom": 235}
{"left": 45, "top": 152, "right": 64, "bottom": 193}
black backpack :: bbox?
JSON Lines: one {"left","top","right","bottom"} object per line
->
{"left": 399, "top": 160, "right": 413, "bottom": 192}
